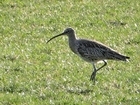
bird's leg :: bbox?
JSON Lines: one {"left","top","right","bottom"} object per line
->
{"left": 90, "top": 60, "right": 107, "bottom": 83}
{"left": 96, "top": 60, "right": 107, "bottom": 71}
{"left": 90, "top": 63, "right": 97, "bottom": 83}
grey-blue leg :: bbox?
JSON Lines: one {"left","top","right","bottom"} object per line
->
{"left": 90, "top": 63, "right": 97, "bottom": 83}
{"left": 90, "top": 60, "right": 107, "bottom": 82}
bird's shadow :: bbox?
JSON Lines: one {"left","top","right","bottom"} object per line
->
{"left": 67, "top": 89, "right": 93, "bottom": 95}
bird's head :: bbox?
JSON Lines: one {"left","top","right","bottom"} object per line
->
{"left": 63, "top": 27, "right": 74, "bottom": 35}
{"left": 46, "top": 27, "right": 75, "bottom": 43}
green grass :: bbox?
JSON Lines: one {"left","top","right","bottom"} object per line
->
{"left": 0, "top": 0, "right": 140, "bottom": 104}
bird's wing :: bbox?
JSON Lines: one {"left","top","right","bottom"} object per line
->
{"left": 76, "top": 39, "right": 128, "bottom": 61}
{"left": 76, "top": 41, "right": 107, "bottom": 61}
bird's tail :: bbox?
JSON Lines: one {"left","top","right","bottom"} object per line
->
{"left": 108, "top": 51, "right": 130, "bottom": 61}
{"left": 121, "top": 55, "right": 130, "bottom": 62}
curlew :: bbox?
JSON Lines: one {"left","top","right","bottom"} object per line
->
{"left": 46, "top": 28, "right": 130, "bottom": 83}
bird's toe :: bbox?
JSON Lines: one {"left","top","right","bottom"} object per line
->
{"left": 90, "top": 71, "right": 97, "bottom": 83}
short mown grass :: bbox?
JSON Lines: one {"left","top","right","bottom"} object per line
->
{"left": 0, "top": 0, "right": 140, "bottom": 104}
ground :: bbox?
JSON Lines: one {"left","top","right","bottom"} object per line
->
{"left": 0, "top": 0, "right": 140, "bottom": 104}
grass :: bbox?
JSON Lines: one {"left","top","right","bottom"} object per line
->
{"left": 0, "top": 0, "right": 140, "bottom": 104}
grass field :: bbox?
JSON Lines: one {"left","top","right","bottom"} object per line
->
{"left": 0, "top": 0, "right": 140, "bottom": 104}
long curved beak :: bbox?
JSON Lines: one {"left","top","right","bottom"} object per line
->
{"left": 46, "top": 32, "right": 65, "bottom": 44}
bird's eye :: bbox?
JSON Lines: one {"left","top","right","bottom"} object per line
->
{"left": 65, "top": 30, "right": 69, "bottom": 33}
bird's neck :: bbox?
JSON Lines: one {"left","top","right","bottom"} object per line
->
{"left": 68, "top": 34, "right": 77, "bottom": 54}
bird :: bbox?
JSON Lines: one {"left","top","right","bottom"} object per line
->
{"left": 46, "top": 27, "right": 130, "bottom": 83}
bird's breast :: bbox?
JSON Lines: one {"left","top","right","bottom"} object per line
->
{"left": 68, "top": 40, "right": 77, "bottom": 54}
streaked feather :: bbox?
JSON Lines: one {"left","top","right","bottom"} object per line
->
{"left": 47, "top": 27, "right": 130, "bottom": 82}
{"left": 75, "top": 39, "right": 129, "bottom": 62}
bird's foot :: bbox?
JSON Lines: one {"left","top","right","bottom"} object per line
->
{"left": 90, "top": 71, "right": 97, "bottom": 84}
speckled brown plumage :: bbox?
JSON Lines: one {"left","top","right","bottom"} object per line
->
{"left": 47, "top": 28, "right": 130, "bottom": 83}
